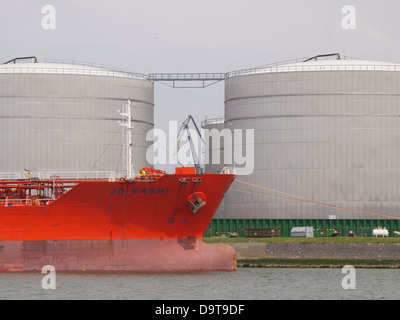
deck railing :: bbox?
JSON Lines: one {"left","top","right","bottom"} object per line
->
{"left": 0, "top": 171, "right": 120, "bottom": 181}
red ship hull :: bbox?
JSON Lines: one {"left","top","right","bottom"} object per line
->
{"left": 0, "top": 171, "right": 236, "bottom": 271}
{"left": 0, "top": 239, "right": 237, "bottom": 272}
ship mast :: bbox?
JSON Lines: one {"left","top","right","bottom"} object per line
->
{"left": 119, "top": 100, "right": 134, "bottom": 179}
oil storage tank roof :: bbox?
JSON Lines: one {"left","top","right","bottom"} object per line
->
{"left": 0, "top": 62, "right": 148, "bottom": 80}
{"left": 227, "top": 58, "right": 400, "bottom": 78}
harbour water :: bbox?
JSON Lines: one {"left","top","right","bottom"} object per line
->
{"left": 0, "top": 268, "right": 399, "bottom": 300}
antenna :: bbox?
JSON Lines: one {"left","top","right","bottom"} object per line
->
{"left": 119, "top": 100, "right": 134, "bottom": 179}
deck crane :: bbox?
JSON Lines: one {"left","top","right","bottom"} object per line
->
{"left": 175, "top": 115, "right": 204, "bottom": 174}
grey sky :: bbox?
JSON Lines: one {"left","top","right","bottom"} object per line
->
{"left": 1, "top": 0, "right": 400, "bottom": 171}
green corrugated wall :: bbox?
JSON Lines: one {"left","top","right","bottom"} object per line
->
{"left": 204, "top": 219, "right": 400, "bottom": 237}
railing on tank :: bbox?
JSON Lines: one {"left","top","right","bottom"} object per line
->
{"left": 43, "top": 58, "right": 148, "bottom": 80}
{"left": 225, "top": 56, "right": 400, "bottom": 78}
{"left": 0, "top": 59, "right": 148, "bottom": 80}
{"left": 225, "top": 56, "right": 310, "bottom": 78}
{"left": 0, "top": 67, "right": 147, "bottom": 80}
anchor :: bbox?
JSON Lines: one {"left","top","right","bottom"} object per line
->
{"left": 187, "top": 192, "right": 207, "bottom": 214}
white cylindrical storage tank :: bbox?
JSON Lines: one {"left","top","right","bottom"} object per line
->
{"left": 0, "top": 60, "right": 154, "bottom": 175}
{"left": 223, "top": 57, "right": 400, "bottom": 220}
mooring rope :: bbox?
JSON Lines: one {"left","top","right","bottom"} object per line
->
{"left": 233, "top": 180, "right": 400, "bottom": 220}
